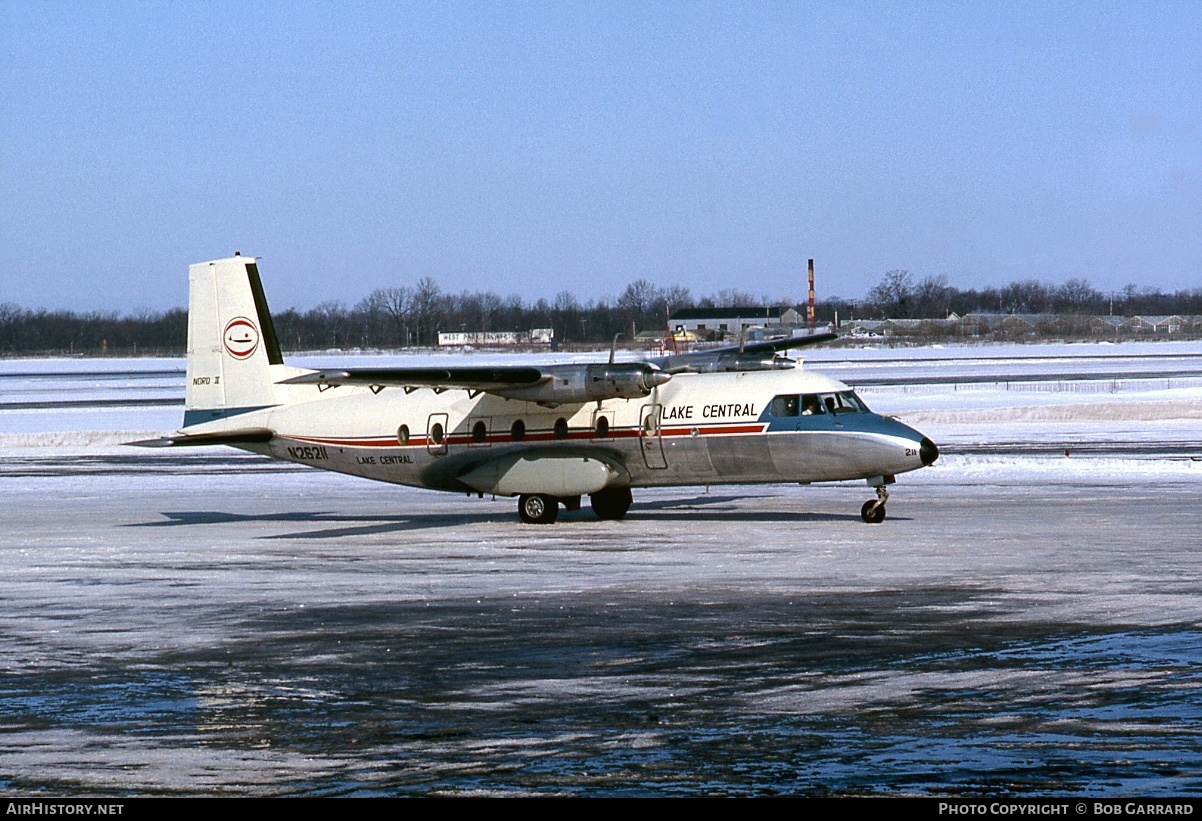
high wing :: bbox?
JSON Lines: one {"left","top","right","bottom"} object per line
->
{"left": 650, "top": 330, "right": 837, "bottom": 373}
{"left": 279, "top": 362, "right": 670, "bottom": 407}
{"left": 721, "top": 330, "right": 838, "bottom": 355}
{"left": 279, "top": 366, "right": 549, "bottom": 394}
{"left": 277, "top": 333, "right": 838, "bottom": 398}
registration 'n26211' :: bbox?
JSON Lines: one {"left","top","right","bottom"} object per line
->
{"left": 287, "top": 446, "right": 328, "bottom": 461}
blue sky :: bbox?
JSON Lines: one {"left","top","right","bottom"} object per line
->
{"left": 2, "top": 1, "right": 1199, "bottom": 312}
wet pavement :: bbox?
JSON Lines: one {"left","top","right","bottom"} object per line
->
{"left": 1, "top": 459, "right": 1200, "bottom": 795}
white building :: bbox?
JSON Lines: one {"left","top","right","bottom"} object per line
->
{"left": 668, "top": 307, "right": 802, "bottom": 337}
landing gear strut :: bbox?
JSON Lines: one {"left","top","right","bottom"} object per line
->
{"left": 861, "top": 485, "right": 888, "bottom": 524}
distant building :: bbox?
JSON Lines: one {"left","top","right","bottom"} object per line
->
{"left": 1092, "top": 316, "right": 1126, "bottom": 333}
{"left": 439, "top": 329, "right": 554, "bottom": 346}
{"left": 1147, "top": 315, "right": 1187, "bottom": 334}
{"left": 839, "top": 319, "right": 886, "bottom": 337}
{"left": 669, "top": 306, "right": 802, "bottom": 337}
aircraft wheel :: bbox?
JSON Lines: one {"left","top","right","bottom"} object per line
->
{"left": 590, "top": 487, "right": 632, "bottom": 520}
{"left": 861, "top": 500, "right": 886, "bottom": 524}
{"left": 519, "top": 493, "right": 558, "bottom": 524}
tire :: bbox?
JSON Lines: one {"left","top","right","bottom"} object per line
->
{"left": 590, "top": 487, "right": 632, "bottom": 520}
{"left": 861, "top": 500, "right": 886, "bottom": 524}
{"left": 519, "top": 493, "right": 558, "bottom": 524}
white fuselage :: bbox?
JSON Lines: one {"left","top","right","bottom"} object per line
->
{"left": 182, "top": 364, "right": 931, "bottom": 495}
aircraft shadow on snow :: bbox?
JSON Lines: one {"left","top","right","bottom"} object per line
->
{"left": 126, "top": 494, "right": 880, "bottom": 540}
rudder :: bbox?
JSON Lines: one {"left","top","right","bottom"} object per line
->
{"left": 185, "top": 255, "right": 283, "bottom": 425}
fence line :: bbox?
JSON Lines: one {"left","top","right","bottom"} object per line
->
{"left": 858, "top": 378, "right": 1202, "bottom": 395}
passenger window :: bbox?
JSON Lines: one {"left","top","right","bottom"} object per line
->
{"left": 770, "top": 395, "right": 800, "bottom": 417}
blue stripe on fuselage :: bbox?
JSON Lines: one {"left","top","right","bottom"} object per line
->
{"left": 757, "top": 406, "right": 923, "bottom": 440}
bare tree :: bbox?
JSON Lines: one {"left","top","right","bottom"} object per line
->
{"left": 1054, "top": 278, "right": 1102, "bottom": 314}
{"left": 867, "top": 270, "right": 915, "bottom": 318}
{"left": 312, "top": 300, "right": 348, "bottom": 348}
{"left": 659, "top": 284, "right": 694, "bottom": 319}
{"left": 999, "top": 280, "right": 1052, "bottom": 314}
{"left": 618, "top": 279, "right": 659, "bottom": 336}
{"left": 913, "top": 275, "right": 953, "bottom": 319}
{"left": 370, "top": 286, "right": 412, "bottom": 346}
{"left": 411, "top": 277, "right": 443, "bottom": 345}
{"left": 710, "top": 288, "right": 762, "bottom": 307}
{"left": 552, "top": 290, "right": 581, "bottom": 341}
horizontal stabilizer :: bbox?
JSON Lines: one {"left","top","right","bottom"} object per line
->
{"left": 126, "top": 428, "right": 275, "bottom": 448}
{"left": 279, "top": 367, "right": 549, "bottom": 392}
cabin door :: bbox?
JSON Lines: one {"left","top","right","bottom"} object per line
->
{"left": 639, "top": 403, "right": 668, "bottom": 469}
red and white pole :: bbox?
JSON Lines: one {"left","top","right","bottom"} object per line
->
{"left": 807, "top": 258, "right": 816, "bottom": 328}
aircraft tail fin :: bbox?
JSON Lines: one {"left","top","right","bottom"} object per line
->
{"left": 184, "top": 255, "right": 284, "bottom": 425}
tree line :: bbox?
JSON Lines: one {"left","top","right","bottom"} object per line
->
{"left": 3, "top": 272, "right": 1201, "bottom": 356}
{"left": 847, "top": 270, "right": 1202, "bottom": 320}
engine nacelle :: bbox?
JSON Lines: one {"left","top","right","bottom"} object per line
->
{"left": 496, "top": 363, "right": 671, "bottom": 406}
{"left": 680, "top": 353, "right": 796, "bottom": 373}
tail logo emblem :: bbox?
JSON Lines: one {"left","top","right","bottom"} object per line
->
{"left": 223, "top": 317, "right": 260, "bottom": 360}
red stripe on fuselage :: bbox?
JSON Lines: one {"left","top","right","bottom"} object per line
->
{"left": 286, "top": 420, "right": 767, "bottom": 449}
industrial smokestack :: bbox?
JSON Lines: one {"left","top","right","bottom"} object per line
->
{"left": 807, "top": 258, "right": 816, "bottom": 329}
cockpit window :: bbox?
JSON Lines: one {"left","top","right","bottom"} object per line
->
{"left": 770, "top": 394, "right": 800, "bottom": 417}
{"left": 778, "top": 392, "right": 868, "bottom": 416}
{"left": 843, "top": 391, "right": 870, "bottom": 412}
{"left": 819, "top": 391, "right": 871, "bottom": 414}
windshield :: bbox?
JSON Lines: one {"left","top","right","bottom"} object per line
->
{"left": 821, "top": 391, "right": 871, "bottom": 414}
{"left": 773, "top": 391, "right": 871, "bottom": 416}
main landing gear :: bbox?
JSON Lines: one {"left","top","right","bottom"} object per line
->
{"left": 518, "top": 493, "right": 558, "bottom": 524}
{"left": 517, "top": 487, "right": 633, "bottom": 524}
{"left": 590, "top": 486, "right": 632, "bottom": 520}
{"left": 861, "top": 485, "right": 888, "bottom": 524}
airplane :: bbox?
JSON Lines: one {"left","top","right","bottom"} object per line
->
{"left": 131, "top": 255, "right": 939, "bottom": 524}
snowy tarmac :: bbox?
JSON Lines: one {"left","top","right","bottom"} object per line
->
{"left": 1, "top": 342, "right": 1201, "bottom": 795}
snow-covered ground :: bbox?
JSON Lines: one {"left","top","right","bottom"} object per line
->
{"left": 2, "top": 341, "right": 1201, "bottom": 795}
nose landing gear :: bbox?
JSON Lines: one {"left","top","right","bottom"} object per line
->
{"left": 861, "top": 485, "right": 888, "bottom": 524}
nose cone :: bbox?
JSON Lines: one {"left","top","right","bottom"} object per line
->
{"left": 920, "top": 437, "right": 939, "bottom": 466}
